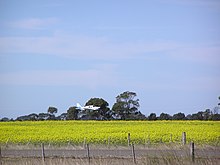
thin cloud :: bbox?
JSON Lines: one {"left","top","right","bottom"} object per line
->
{"left": 0, "top": 68, "right": 118, "bottom": 88}
{"left": 0, "top": 35, "right": 219, "bottom": 66}
{"left": 122, "top": 73, "right": 220, "bottom": 92}
{"left": 170, "top": 44, "right": 220, "bottom": 65}
{"left": 0, "top": 35, "right": 179, "bottom": 60}
{"left": 92, "top": 26, "right": 164, "bottom": 31}
{"left": 8, "top": 18, "right": 58, "bottom": 30}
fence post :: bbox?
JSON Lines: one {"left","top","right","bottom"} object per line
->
{"left": 108, "top": 137, "right": 111, "bottom": 149}
{"left": 86, "top": 143, "right": 90, "bottom": 165}
{"left": 26, "top": 138, "right": 31, "bottom": 146}
{"left": 160, "top": 137, "right": 163, "bottom": 143}
{"left": 83, "top": 138, "right": 87, "bottom": 149}
{"left": 170, "top": 134, "right": 173, "bottom": 143}
{"left": 128, "top": 133, "right": 131, "bottom": 146}
{"left": 41, "top": 143, "right": 45, "bottom": 162}
{"left": 182, "top": 132, "right": 186, "bottom": 145}
{"left": 147, "top": 135, "right": 151, "bottom": 145}
{"left": 6, "top": 138, "right": 9, "bottom": 147}
{"left": 67, "top": 140, "right": 71, "bottom": 147}
{"left": 144, "top": 136, "right": 147, "bottom": 148}
{"left": 131, "top": 143, "right": 136, "bottom": 164}
{"left": 0, "top": 146, "right": 2, "bottom": 165}
{"left": 190, "top": 142, "right": 195, "bottom": 162}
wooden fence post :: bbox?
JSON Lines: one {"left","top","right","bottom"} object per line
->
{"left": 131, "top": 143, "right": 136, "bottom": 164}
{"left": 182, "top": 132, "right": 186, "bottom": 145}
{"left": 6, "top": 138, "right": 9, "bottom": 147}
{"left": 160, "top": 137, "right": 163, "bottom": 143}
{"left": 83, "top": 138, "right": 87, "bottom": 149}
{"left": 67, "top": 140, "right": 71, "bottom": 147}
{"left": 170, "top": 134, "right": 173, "bottom": 143}
{"left": 144, "top": 137, "right": 147, "bottom": 148}
{"left": 128, "top": 133, "right": 131, "bottom": 146}
{"left": 41, "top": 143, "right": 45, "bottom": 162}
{"left": 148, "top": 135, "right": 151, "bottom": 145}
{"left": 0, "top": 146, "right": 2, "bottom": 165}
{"left": 190, "top": 142, "right": 195, "bottom": 162}
{"left": 108, "top": 137, "right": 111, "bottom": 149}
{"left": 86, "top": 144, "right": 90, "bottom": 165}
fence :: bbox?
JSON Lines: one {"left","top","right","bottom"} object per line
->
{"left": 1, "top": 143, "right": 197, "bottom": 164}
{"left": 1, "top": 132, "right": 219, "bottom": 165}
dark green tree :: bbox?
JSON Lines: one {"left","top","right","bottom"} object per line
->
{"left": 130, "top": 111, "right": 146, "bottom": 120}
{"left": 159, "top": 113, "right": 171, "bottom": 120}
{"left": 15, "top": 115, "right": 28, "bottom": 121}
{"left": 203, "top": 109, "right": 211, "bottom": 120}
{"left": 212, "top": 114, "right": 220, "bottom": 120}
{"left": 85, "top": 98, "right": 112, "bottom": 120}
{"left": 112, "top": 91, "right": 140, "bottom": 120}
{"left": 57, "top": 113, "right": 67, "bottom": 120}
{"left": 67, "top": 106, "right": 79, "bottom": 120}
{"left": 191, "top": 113, "right": 199, "bottom": 120}
{"left": 218, "top": 96, "right": 220, "bottom": 105}
{"left": 47, "top": 107, "right": 58, "bottom": 120}
{"left": 16, "top": 113, "right": 39, "bottom": 121}
{"left": 28, "top": 113, "right": 38, "bottom": 121}
{"left": 148, "top": 113, "right": 157, "bottom": 120}
{"left": 210, "top": 96, "right": 220, "bottom": 120}
{"left": 38, "top": 113, "right": 50, "bottom": 120}
{"left": 47, "top": 107, "right": 58, "bottom": 115}
{"left": 1, "top": 117, "right": 10, "bottom": 122}
{"left": 172, "top": 112, "right": 185, "bottom": 120}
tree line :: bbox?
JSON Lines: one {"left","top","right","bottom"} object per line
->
{"left": 1, "top": 91, "right": 220, "bottom": 121}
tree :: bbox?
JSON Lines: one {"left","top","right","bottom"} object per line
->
{"left": 218, "top": 96, "right": 220, "bottom": 106}
{"left": 47, "top": 107, "right": 58, "bottom": 120}
{"left": 1, "top": 117, "right": 10, "bottom": 122}
{"left": 191, "top": 113, "right": 199, "bottom": 120}
{"left": 148, "top": 113, "right": 157, "bottom": 120}
{"left": 211, "top": 114, "right": 220, "bottom": 120}
{"left": 38, "top": 113, "right": 50, "bottom": 120}
{"left": 57, "top": 113, "right": 67, "bottom": 120}
{"left": 85, "top": 98, "right": 112, "bottom": 120}
{"left": 186, "top": 114, "right": 192, "bottom": 120}
{"left": 159, "top": 113, "right": 171, "bottom": 120}
{"left": 48, "top": 107, "right": 58, "bottom": 115}
{"left": 196, "top": 111, "right": 204, "bottom": 120}
{"left": 112, "top": 91, "right": 140, "bottom": 120}
{"left": 172, "top": 112, "right": 185, "bottom": 120}
{"left": 202, "top": 109, "right": 211, "bottom": 120}
{"left": 212, "top": 96, "right": 220, "bottom": 114}
{"left": 192, "top": 111, "right": 206, "bottom": 120}
{"left": 131, "top": 111, "right": 146, "bottom": 120}
{"left": 16, "top": 115, "right": 30, "bottom": 121}
{"left": 209, "top": 96, "right": 220, "bottom": 120}
{"left": 28, "top": 113, "right": 38, "bottom": 121}
{"left": 67, "top": 106, "right": 79, "bottom": 120}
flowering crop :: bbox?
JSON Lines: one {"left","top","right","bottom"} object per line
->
{"left": 0, "top": 121, "right": 219, "bottom": 145}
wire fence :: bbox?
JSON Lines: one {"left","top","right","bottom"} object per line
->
{"left": 0, "top": 132, "right": 220, "bottom": 165}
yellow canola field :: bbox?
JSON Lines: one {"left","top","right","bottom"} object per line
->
{"left": 0, "top": 121, "right": 219, "bottom": 145}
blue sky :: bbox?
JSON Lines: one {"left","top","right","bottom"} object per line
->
{"left": 0, "top": 0, "right": 220, "bottom": 119}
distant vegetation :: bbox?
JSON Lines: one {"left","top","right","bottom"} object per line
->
{"left": 1, "top": 91, "right": 220, "bottom": 121}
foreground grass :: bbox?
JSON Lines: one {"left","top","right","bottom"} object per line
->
{"left": 2, "top": 157, "right": 220, "bottom": 165}
{"left": 0, "top": 120, "right": 219, "bottom": 145}
{"left": 1, "top": 144, "right": 220, "bottom": 165}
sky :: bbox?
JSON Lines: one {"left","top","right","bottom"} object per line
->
{"left": 0, "top": 0, "right": 220, "bottom": 119}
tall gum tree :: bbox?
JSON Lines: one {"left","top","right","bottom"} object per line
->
{"left": 112, "top": 91, "right": 140, "bottom": 120}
